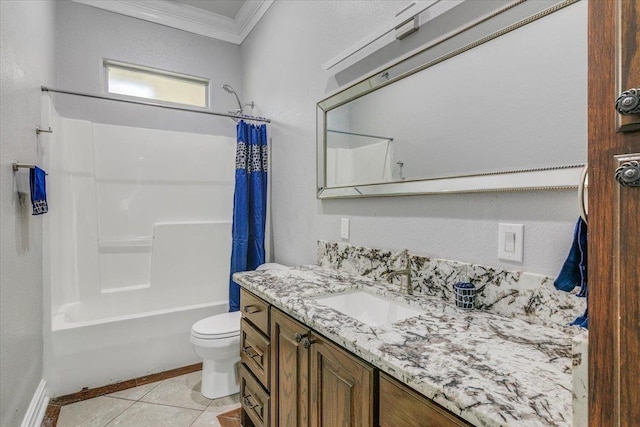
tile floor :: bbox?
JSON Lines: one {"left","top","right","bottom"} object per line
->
{"left": 55, "top": 372, "right": 241, "bottom": 427}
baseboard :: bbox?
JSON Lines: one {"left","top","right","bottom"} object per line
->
{"left": 20, "top": 379, "right": 49, "bottom": 427}
{"left": 44, "top": 363, "right": 203, "bottom": 426}
{"left": 50, "top": 362, "right": 202, "bottom": 406}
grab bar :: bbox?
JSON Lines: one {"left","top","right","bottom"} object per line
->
{"left": 579, "top": 165, "right": 588, "bottom": 224}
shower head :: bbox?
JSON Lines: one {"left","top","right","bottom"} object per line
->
{"left": 222, "top": 84, "right": 236, "bottom": 94}
{"left": 221, "top": 84, "right": 243, "bottom": 113}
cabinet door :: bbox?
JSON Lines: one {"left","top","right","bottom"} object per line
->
{"left": 309, "top": 334, "right": 375, "bottom": 427}
{"left": 379, "top": 373, "right": 471, "bottom": 427}
{"left": 271, "top": 308, "right": 310, "bottom": 427}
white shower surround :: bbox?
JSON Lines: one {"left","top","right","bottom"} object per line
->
{"left": 42, "top": 97, "right": 237, "bottom": 396}
{"left": 326, "top": 139, "right": 393, "bottom": 186}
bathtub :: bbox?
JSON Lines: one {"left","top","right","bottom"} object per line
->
{"left": 49, "top": 293, "right": 228, "bottom": 397}
{"left": 46, "top": 219, "right": 232, "bottom": 397}
{"left": 46, "top": 220, "right": 233, "bottom": 397}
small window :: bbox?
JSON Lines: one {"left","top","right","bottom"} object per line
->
{"left": 105, "top": 61, "right": 209, "bottom": 108}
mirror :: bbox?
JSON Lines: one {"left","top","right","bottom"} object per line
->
{"left": 317, "top": 0, "right": 586, "bottom": 198}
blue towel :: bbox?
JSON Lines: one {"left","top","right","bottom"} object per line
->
{"left": 554, "top": 217, "right": 588, "bottom": 328}
{"left": 29, "top": 166, "right": 48, "bottom": 215}
{"left": 570, "top": 307, "right": 588, "bottom": 329}
{"left": 554, "top": 217, "right": 588, "bottom": 296}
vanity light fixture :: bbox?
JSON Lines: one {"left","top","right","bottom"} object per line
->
{"left": 322, "top": 0, "right": 458, "bottom": 71}
{"left": 395, "top": 16, "right": 419, "bottom": 40}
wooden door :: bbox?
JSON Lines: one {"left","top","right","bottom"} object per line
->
{"left": 270, "top": 308, "right": 310, "bottom": 427}
{"left": 308, "top": 334, "right": 375, "bottom": 427}
{"left": 589, "top": 1, "right": 640, "bottom": 426}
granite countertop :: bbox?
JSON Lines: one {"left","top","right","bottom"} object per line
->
{"left": 234, "top": 265, "right": 575, "bottom": 427}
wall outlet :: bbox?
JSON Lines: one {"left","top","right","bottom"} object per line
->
{"left": 498, "top": 223, "right": 523, "bottom": 262}
{"left": 340, "top": 218, "right": 350, "bottom": 240}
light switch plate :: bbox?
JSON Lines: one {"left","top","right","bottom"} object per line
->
{"left": 498, "top": 223, "right": 523, "bottom": 262}
{"left": 340, "top": 218, "right": 350, "bottom": 240}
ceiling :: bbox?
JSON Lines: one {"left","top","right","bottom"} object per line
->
{"left": 73, "top": 0, "right": 274, "bottom": 45}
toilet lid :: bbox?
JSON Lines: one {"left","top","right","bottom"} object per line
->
{"left": 192, "top": 311, "right": 241, "bottom": 339}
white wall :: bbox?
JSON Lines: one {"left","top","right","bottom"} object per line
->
{"left": 54, "top": 1, "right": 244, "bottom": 137}
{"left": 242, "top": 0, "right": 587, "bottom": 277}
{"left": 0, "top": 1, "right": 56, "bottom": 425}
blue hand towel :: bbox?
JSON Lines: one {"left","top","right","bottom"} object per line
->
{"left": 554, "top": 217, "right": 588, "bottom": 328}
{"left": 29, "top": 166, "right": 48, "bottom": 215}
{"left": 554, "top": 217, "right": 588, "bottom": 296}
{"left": 570, "top": 307, "right": 588, "bottom": 329}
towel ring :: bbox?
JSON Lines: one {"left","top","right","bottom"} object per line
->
{"left": 578, "top": 165, "right": 588, "bottom": 224}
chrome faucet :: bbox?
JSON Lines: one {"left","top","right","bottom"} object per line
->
{"left": 385, "top": 250, "right": 413, "bottom": 295}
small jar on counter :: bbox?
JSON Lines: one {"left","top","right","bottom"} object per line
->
{"left": 453, "top": 282, "right": 476, "bottom": 310}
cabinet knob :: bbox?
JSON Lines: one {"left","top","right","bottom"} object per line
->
{"left": 615, "top": 88, "right": 640, "bottom": 115}
{"left": 294, "top": 332, "right": 308, "bottom": 343}
{"left": 301, "top": 336, "right": 315, "bottom": 349}
{"left": 615, "top": 160, "right": 640, "bottom": 187}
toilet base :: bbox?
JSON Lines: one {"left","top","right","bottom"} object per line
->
{"left": 200, "top": 357, "right": 239, "bottom": 399}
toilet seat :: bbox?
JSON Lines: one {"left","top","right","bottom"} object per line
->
{"left": 191, "top": 311, "right": 241, "bottom": 340}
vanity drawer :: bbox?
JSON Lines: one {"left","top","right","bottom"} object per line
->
{"left": 240, "top": 289, "right": 270, "bottom": 336}
{"left": 379, "top": 373, "right": 472, "bottom": 427}
{"left": 240, "top": 364, "right": 270, "bottom": 427}
{"left": 241, "top": 318, "right": 271, "bottom": 390}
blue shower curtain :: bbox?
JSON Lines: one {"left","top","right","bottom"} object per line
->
{"left": 229, "top": 120, "right": 268, "bottom": 312}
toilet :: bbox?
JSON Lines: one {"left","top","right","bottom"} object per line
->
{"left": 190, "top": 310, "right": 242, "bottom": 399}
{"left": 190, "top": 263, "right": 289, "bottom": 399}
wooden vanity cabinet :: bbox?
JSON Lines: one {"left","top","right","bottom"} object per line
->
{"left": 379, "top": 373, "right": 472, "bottom": 427}
{"left": 241, "top": 289, "right": 472, "bottom": 427}
{"left": 270, "top": 307, "right": 375, "bottom": 427}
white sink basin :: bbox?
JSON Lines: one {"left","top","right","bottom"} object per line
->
{"left": 312, "top": 290, "right": 423, "bottom": 326}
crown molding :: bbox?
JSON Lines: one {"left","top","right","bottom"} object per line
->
{"left": 72, "top": 0, "right": 274, "bottom": 45}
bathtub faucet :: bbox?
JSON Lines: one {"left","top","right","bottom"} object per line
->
{"left": 385, "top": 250, "right": 413, "bottom": 295}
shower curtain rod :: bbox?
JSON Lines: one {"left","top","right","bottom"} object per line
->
{"left": 327, "top": 129, "right": 393, "bottom": 141}
{"left": 41, "top": 86, "right": 271, "bottom": 123}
